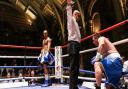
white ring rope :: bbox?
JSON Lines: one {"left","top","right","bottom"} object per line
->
{"left": 0, "top": 56, "right": 38, "bottom": 59}
{"left": 0, "top": 38, "right": 127, "bottom": 88}
{"left": 0, "top": 76, "right": 55, "bottom": 81}
{"left": 0, "top": 38, "right": 127, "bottom": 59}
{"left": 62, "top": 38, "right": 128, "bottom": 58}
{"left": 0, "top": 76, "right": 104, "bottom": 82}
{"left": 24, "top": 76, "right": 55, "bottom": 79}
{"left": 62, "top": 75, "right": 105, "bottom": 82}
{"left": 0, "top": 77, "right": 24, "bottom": 81}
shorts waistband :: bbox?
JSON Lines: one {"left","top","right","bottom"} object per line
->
{"left": 68, "top": 41, "right": 80, "bottom": 44}
{"left": 104, "top": 53, "right": 121, "bottom": 59}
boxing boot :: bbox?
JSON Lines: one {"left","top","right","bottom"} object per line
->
{"left": 94, "top": 83, "right": 101, "bottom": 89}
{"left": 41, "top": 79, "right": 52, "bottom": 87}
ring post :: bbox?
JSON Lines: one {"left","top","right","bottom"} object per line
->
{"left": 55, "top": 46, "right": 63, "bottom": 83}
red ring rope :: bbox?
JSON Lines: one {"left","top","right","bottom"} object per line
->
{"left": 0, "top": 20, "right": 127, "bottom": 50}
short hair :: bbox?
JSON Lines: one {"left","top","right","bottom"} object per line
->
{"left": 43, "top": 30, "right": 48, "bottom": 34}
{"left": 73, "top": 10, "right": 80, "bottom": 16}
{"left": 93, "top": 32, "right": 101, "bottom": 39}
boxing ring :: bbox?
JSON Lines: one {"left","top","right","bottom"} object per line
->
{"left": 0, "top": 20, "right": 128, "bottom": 89}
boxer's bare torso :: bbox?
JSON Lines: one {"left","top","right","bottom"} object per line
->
{"left": 98, "top": 37, "right": 118, "bottom": 57}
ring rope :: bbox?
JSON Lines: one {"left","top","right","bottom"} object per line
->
{"left": 0, "top": 66, "right": 127, "bottom": 82}
{"left": 0, "top": 66, "right": 55, "bottom": 68}
{"left": 0, "top": 76, "right": 104, "bottom": 82}
{"left": 0, "top": 20, "right": 127, "bottom": 50}
{"left": 62, "top": 67, "right": 95, "bottom": 74}
{"left": 62, "top": 38, "right": 128, "bottom": 58}
{"left": 0, "top": 66, "right": 95, "bottom": 75}
{"left": 0, "top": 76, "right": 55, "bottom": 81}
{"left": 0, "top": 56, "right": 38, "bottom": 59}
{"left": 60, "top": 19, "right": 128, "bottom": 48}
{"left": 0, "top": 20, "right": 127, "bottom": 86}
{"left": 62, "top": 75, "right": 105, "bottom": 82}
{"left": 0, "top": 37, "right": 127, "bottom": 63}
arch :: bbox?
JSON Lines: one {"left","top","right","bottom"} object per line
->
{"left": 87, "top": 0, "right": 97, "bottom": 16}
{"left": 92, "top": 12, "right": 101, "bottom": 33}
{"left": 0, "top": 1, "right": 26, "bottom": 17}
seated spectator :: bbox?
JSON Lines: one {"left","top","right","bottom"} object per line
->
{"left": 122, "top": 56, "right": 128, "bottom": 74}
{"left": 2, "top": 63, "right": 7, "bottom": 77}
{"left": 29, "top": 69, "right": 36, "bottom": 85}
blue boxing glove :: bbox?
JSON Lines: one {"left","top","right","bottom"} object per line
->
{"left": 37, "top": 53, "right": 42, "bottom": 62}
{"left": 37, "top": 56, "right": 41, "bottom": 62}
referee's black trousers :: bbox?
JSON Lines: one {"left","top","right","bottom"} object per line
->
{"left": 68, "top": 41, "right": 80, "bottom": 89}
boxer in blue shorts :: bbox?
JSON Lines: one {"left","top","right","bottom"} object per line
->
{"left": 92, "top": 33, "right": 123, "bottom": 89}
{"left": 37, "top": 30, "right": 54, "bottom": 87}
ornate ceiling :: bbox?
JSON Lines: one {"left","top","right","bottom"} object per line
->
{"left": 0, "top": 0, "right": 68, "bottom": 45}
{"left": 0, "top": 0, "right": 127, "bottom": 46}
{"left": 6, "top": 0, "right": 86, "bottom": 43}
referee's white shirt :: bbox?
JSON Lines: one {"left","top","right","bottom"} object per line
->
{"left": 66, "top": 5, "right": 81, "bottom": 43}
